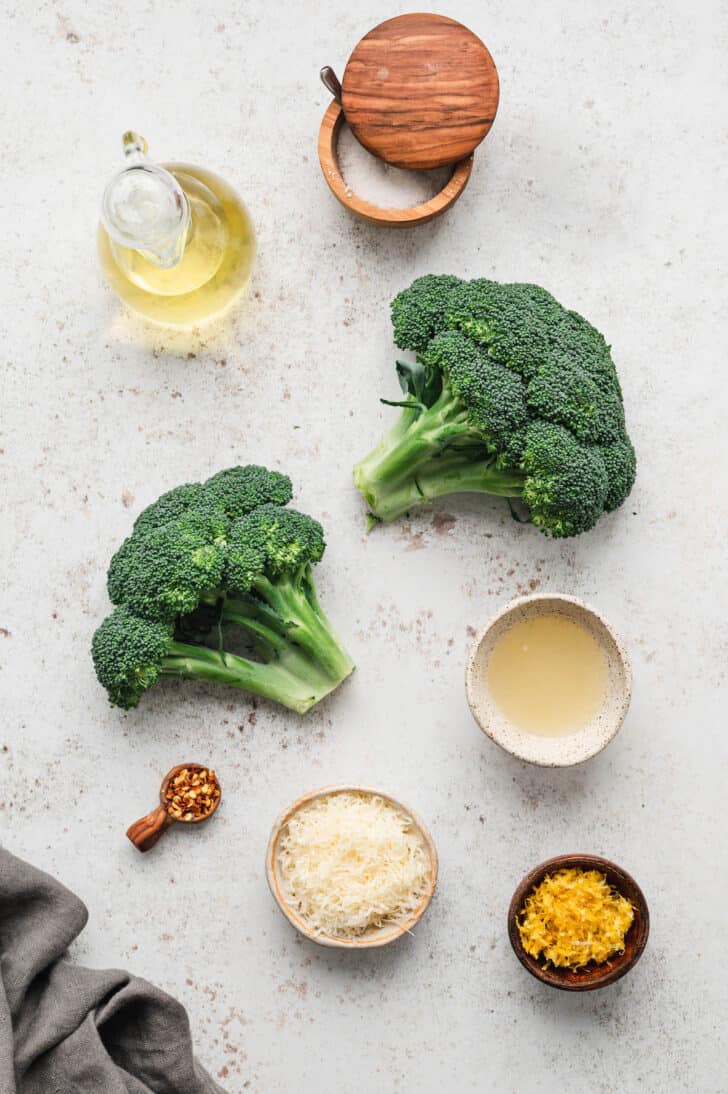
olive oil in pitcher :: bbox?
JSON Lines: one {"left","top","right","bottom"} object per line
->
{"left": 98, "top": 132, "right": 255, "bottom": 327}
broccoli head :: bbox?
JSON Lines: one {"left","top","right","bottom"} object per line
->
{"left": 92, "top": 608, "right": 173, "bottom": 709}
{"left": 92, "top": 467, "right": 353, "bottom": 713}
{"left": 225, "top": 505, "right": 325, "bottom": 593}
{"left": 354, "top": 275, "right": 636, "bottom": 537}
{"left": 108, "top": 510, "right": 228, "bottom": 621}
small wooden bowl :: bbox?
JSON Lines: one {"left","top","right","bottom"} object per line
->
{"left": 508, "top": 854, "right": 650, "bottom": 991}
{"left": 318, "top": 102, "right": 473, "bottom": 228}
{"left": 466, "top": 594, "right": 632, "bottom": 767}
{"left": 126, "top": 762, "right": 222, "bottom": 853}
{"left": 266, "top": 784, "right": 438, "bottom": 948}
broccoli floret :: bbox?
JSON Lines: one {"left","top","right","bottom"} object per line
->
{"left": 423, "top": 331, "right": 530, "bottom": 453}
{"left": 202, "top": 465, "right": 293, "bottom": 517}
{"left": 133, "top": 465, "right": 291, "bottom": 533}
{"left": 228, "top": 505, "right": 325, "bottom": 583}
{"left": 447, "top": 279, "right": 562, "bottom": 382}
{"left": 91, "top": 603, "right": 339, "bottom": 714}
{"left": 133, "top": 482, "right": 206, "bottom": 535}
{"left": 390, "top": 273, "right": 463, "bottom": 352}
{"left": 525, "top": 359, "right": 624, "bottom": 445}
{"left": 92, "top": 608, "right": 174, "bottom": 709}
{"left": 224, "top": 505, "right": 324, "bottom": 595}
{"left": 108, "top": 510, "right": 228, "bottom": 622}
{"left": 601, "top": 433, "right": 637, "bottom": 512}
{"left": 519, "top": 421, "right": 609, "bottom": 538}
{"left": 93, "top": 467, "right": 353, "bottom": 714}
{"left": 223, "top": 506, "right": 349, "bottom": 685}
{"left": 354, "top": 276, "right": 636, "bottom": 537}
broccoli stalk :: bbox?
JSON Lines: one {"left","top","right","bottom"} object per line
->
{"left": 93, "top": 603, "right": 349, "bottom": 715}
{"left": 216, "top": 564, "right": 354, "bottom": 711}
{"left": 354, "top": 403, "right": 526, "bottom": 524}
{"left": 221, "top": 577, "right": 352, "bottom": 685}
{"left": 175, "top": 565, "right": 353, "bottom": 714}
{"left": 159, "top": 638, "right": 344, "bottom": 716}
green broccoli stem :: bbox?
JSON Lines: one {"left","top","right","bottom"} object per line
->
{"left": 160, "top": 639, "right": 342, "bottom": 715}
{"left": 221, "top": 568, "right": 354, "bottom": 685}
{"left": 355, "top": 450, "right": 526, "bottom": 523}
{"left": 355, "top": 400, "right": 422, "bottom": 477}
{"left": 354, "top": 385, "right": 471, "bottom": 498}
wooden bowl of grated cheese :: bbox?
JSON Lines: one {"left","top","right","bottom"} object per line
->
{"left": 266, "top": 784, "right": 438, "bottom": 948}
{"left": 508, "top": 854, "right": 650, "bottom": 990}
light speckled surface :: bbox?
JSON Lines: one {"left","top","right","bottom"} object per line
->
{"left": 1, "top": 2, "right": 726, "bottom": 1091}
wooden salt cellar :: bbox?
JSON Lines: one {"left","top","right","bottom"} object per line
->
{"left": 318, "top": 13, "right": 500, "bottom": 227}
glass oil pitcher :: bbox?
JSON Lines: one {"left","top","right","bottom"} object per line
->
{"left": 98, "top": 132, "right": 255, "bottom": 327}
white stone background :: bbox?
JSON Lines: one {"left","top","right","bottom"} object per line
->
{"left": 1, "top": 1, "right": 726, "bottom": 1091}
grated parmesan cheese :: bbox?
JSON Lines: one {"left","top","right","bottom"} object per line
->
{"left": 517, "top": 868, "right": 635, "bottom": 970}
{"left": 277, "top": 792, "right": 431, "bottom": 938}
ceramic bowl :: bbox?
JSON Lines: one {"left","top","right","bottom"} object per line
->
{"left": 266, "top": 784, "right": 438, "bottom": 948}
{"left": 465, "top": 594, "right": 631, "bottom": 766}
{"left": 507, "top": 854, "right": 650, "bottom": 990}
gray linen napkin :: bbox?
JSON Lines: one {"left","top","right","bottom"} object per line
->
{"left": 0, "top": 847, "right": 225, "bottom": 1093}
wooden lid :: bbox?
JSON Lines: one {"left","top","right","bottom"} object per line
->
{"left": 341, "top": 13, "right": 499, "bottom": 171}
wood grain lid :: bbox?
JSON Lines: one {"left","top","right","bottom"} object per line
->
{"left": 341, "top": 13, "right": 499, "bottom": 171}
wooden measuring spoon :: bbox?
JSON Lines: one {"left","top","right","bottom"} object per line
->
{"left": 126, "top": 763, "right": 222, "bottom": 853}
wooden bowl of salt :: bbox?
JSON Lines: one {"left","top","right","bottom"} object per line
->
{"left": 318, "top": 13, "right": 499, "bottom": 227}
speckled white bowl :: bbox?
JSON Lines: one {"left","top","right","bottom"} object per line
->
{"left": 465, "top": 594, "right": 631, "bottom": 767}
{"left": 266, "top": 784, "right": 438, "bottom": 949}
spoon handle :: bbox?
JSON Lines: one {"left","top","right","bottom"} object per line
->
{"left": 126, "top": 805, "right": 173, "bottom": 853}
